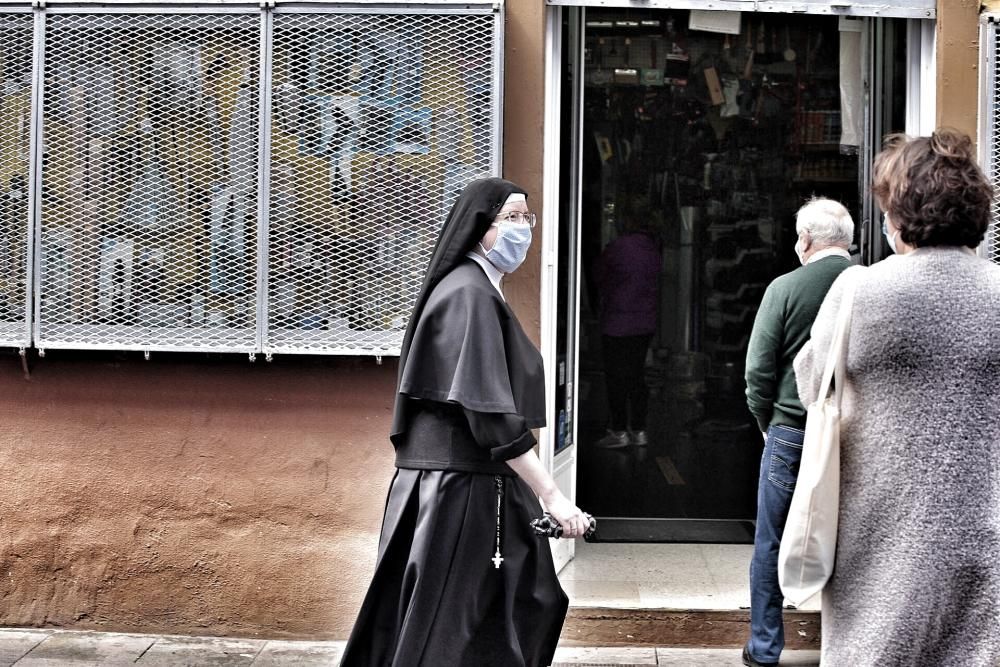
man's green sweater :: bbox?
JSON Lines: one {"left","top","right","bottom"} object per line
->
{"left": 745, "top": 254, "right": 851, "bottom": 432}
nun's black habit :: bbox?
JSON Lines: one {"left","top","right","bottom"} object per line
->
{"left": 340, "top": 179, "right": 568, "bottom": 667}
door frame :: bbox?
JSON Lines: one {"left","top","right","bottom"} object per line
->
{"left": 539, "top": 4, "right": 936, "bottom": 569}
{"left": 540, "top": 4, "right": 583, "bottom": 571}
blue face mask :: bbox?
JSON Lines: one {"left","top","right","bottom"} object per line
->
{"left": 482, "top": 221, "right": 532, "bottom": 273}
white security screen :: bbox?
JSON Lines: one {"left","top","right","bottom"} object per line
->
{"left": 35, "top": 11, "right": 263, "bottom": 353}
{"left": 27, "top": 3, "right": 502, "bottom": 357}
{"left": 0, "top": 11, "right": 34, "bottom": 350}
{"left": 266, "top": 8, "right": 501, "bottom": 356}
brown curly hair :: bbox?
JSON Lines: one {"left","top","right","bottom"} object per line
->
{"left": 872, "top": 128, "right": 994, "bottom": 249}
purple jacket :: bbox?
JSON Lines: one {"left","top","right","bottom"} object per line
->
{"left": 595, "top": 232, "right": 661, "bottom": 337}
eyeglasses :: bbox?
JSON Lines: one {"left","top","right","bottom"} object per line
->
{"left": 494, "top": 211, "right": 537, "bottom": 228}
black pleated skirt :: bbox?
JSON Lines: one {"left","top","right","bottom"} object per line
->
{"left": 340, "top": 468, "right": 569, "bottom": 667}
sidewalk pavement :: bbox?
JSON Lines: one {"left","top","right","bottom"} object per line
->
{"left": 0, "top": 628, "right": 820, "bottom": 666}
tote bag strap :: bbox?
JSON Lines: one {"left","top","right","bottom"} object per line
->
{"left": 816, "top": 272, "right": 859, "bottom": 408}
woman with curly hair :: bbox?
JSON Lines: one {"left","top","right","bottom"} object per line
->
{"left": 792, "top": 128, "right": 1000, "bottom": 665}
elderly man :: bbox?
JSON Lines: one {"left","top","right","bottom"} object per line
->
{"left": 742, "top": 197, "right": 853, "bottom": 667}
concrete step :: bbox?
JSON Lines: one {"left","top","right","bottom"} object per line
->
{"left": 553, "top": 646, "right": 820, "bottom": 665}
{"left": 563, "top": 607, "right": 821, "bottom": 651}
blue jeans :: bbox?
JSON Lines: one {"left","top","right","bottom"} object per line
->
{"left": 747, "top": 424, "right": 804, "bottom": 664}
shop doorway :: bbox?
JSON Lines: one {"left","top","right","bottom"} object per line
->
{"left": 550, "top": 7, "right": 919, "bottom": 543}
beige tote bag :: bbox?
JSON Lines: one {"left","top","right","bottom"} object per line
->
{"left": 778, "top": 275, "right": 857, "bottom": 607}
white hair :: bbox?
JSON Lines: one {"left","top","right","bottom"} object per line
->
{"left": 795, "top": 197, "right": 854, "bottom": 248}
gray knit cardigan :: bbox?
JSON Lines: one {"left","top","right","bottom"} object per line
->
{"left": 794, "top": 246, "right": 1000, "bottom": 666}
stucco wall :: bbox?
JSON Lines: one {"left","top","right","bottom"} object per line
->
{"left": 936, "top": 0, "right": 980, "bottom": 140}
{"left": 502, "top": 0, "right": 545, "bottom": 345}
{"left": 0, "top": 0, "right": 546, "bottom": 641}
{"left": 0, "top": 354, "right": 397, "bottom": 639}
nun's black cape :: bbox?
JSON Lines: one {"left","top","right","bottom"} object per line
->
{"left": 341, "top": 179, "right": 568, "bottom": 667}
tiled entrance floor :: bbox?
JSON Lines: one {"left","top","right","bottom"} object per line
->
{"left": 558, "top": 541, "right": 821, "bottom": 611}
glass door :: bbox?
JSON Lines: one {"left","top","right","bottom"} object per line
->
{"left": 566, "top": 8, "right": 866, "bottom": 542}
{"left": 549, "top": 6, "right": 923, "bottom": 545}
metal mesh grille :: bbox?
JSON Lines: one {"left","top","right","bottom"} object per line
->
{"left": 0, "top": 13, "right": 33, "bottom": 348}
{"left": 989, "top": 23, "right": 1000, "bottom": 264}
{"left": 36, "top": 12, "right": 262, "bottom": 352}
{"left": 266, "top": 11, "right": 498, "bottom": 355}
{"left": 28, "top": 6, "right": 499, "bottom": 356}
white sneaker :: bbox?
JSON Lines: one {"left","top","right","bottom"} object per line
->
{"left": 595, "top": 429, "right": 630, "bottom": 449}
{"left": 631, "top": 430, "right": 649, "bottom": 446}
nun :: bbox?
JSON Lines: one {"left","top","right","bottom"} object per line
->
{"left": 341, "top": 178, "right": 590, "bottom": 667}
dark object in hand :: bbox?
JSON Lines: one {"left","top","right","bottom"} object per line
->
{"left": 530, "top": 512, "right": 597, "bottom": 539}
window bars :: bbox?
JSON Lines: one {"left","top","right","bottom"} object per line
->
{"left": 15, "top": 3, "right": 502, "bottom": 357}
{"left": 0, "top": 11, "right": 34, "bottom": 350}
{"left": 38, "top": 11, "right": 263, "bottom": 353}
{"left": 267, "top": 9, "right": 499, "bottom": 355}
{"left": 985, "top": 17, "right": 1000, "bottom": 266}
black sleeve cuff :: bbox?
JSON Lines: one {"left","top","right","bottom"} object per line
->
{"left": 490, "top": 430, "right": 537, "bottom": 462}
{"left": 746, "top": 401, "right": 772, "bottom": 434}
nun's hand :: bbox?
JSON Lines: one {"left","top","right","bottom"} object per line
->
{"left": 543, "top": 492, "right": 590, "bottom": 539}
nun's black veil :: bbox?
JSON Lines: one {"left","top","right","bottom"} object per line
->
{"left": 390, "top": 177, "right": 526, "bottom": 442}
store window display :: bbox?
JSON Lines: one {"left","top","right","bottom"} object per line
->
{"left": 25, "top": 9, "right": 499, "bottom": 354}
{"left": 0, "top": 18, "right": 33, "bottom": 332}
{"left": 37, "top": 16, "right": 264, "bottom": 339}
{"left": 266, "top": 13, "right": 494, "bottom": 349}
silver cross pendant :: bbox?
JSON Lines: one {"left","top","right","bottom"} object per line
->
{"left": 492, "top": 550, "right": 504, "bottom": 569}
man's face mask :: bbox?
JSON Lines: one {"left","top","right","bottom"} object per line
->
{"left": 794, "top": 234, "right": 808, "bottom": 265}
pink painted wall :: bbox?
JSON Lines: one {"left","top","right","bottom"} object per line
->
{"left": 0, "top": 354, "right": 396, "bottom": 638}
{"left": 0, "top": 0, "right": 547, "bottom": 640}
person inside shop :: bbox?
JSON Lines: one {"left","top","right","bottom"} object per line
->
{"left": 742, "top": 196, "right": 853, "bottom": 667}
{"left": 341, "top": 178, "right": 591, "bottom": 667}
{"left": 793, "top": 129, "right": 1000, "bottom": 665}
{"left": 593, "top": 198, "right": 662, "bottom": 449}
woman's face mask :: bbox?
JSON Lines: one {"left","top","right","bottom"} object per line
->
{"left": 882, "top": 215, "right": 900, "bottom": 254}
{"left": 481, "top": 215, "right": 533, "bottom": 273}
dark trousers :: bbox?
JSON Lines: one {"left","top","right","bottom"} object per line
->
{"left": 601, "top": 334, "right": 652, "bottom": 432}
